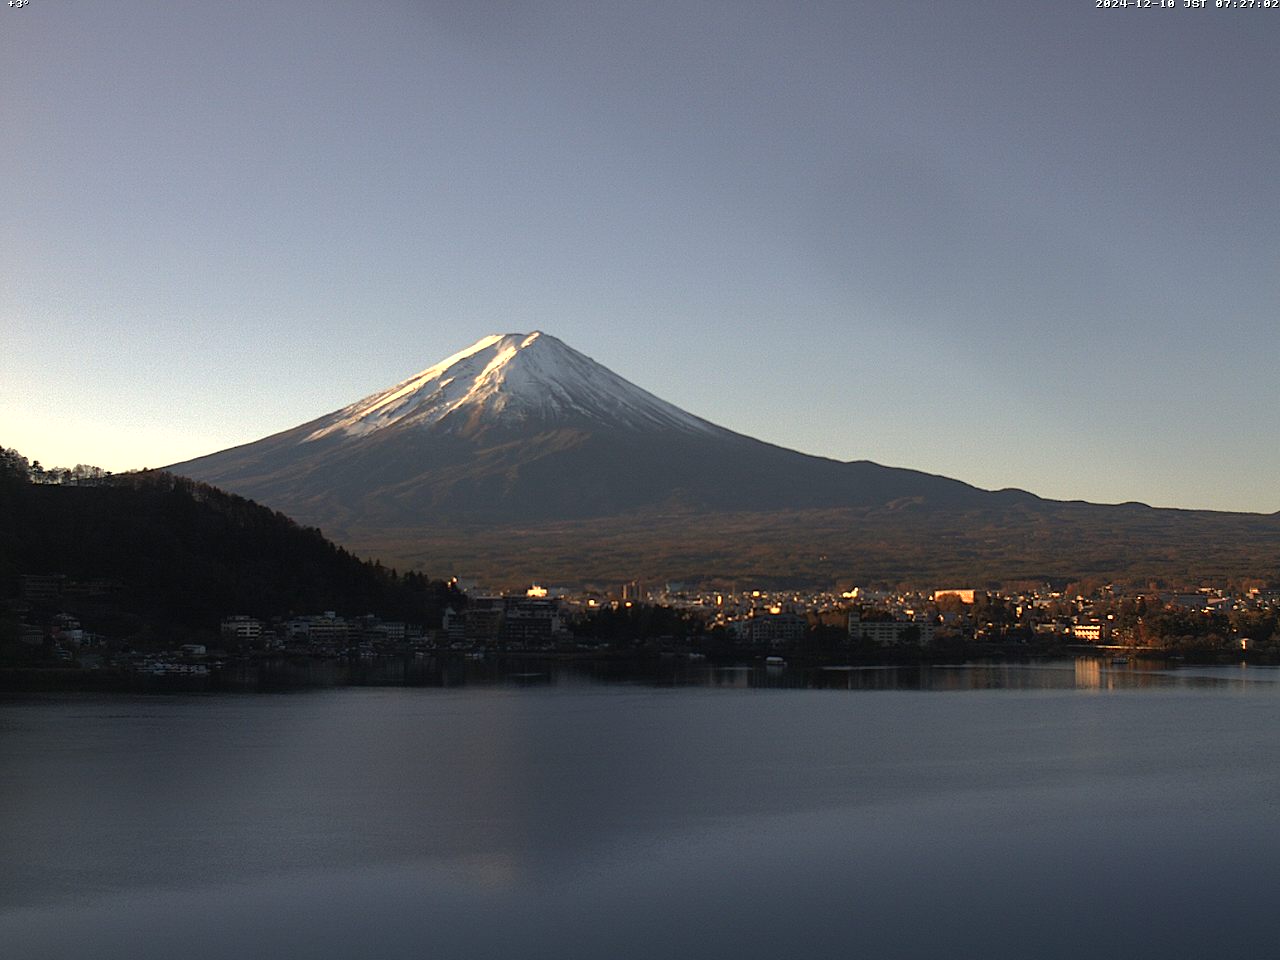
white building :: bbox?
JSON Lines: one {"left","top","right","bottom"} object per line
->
{"left": 848, "top": 611, "right": 936, "bottom": 646}
{"left": 1070, "top": 622, "right": 1108, "bottom": 642}
{"left": 220, "top": 615, "right": 262, "bottom": 642}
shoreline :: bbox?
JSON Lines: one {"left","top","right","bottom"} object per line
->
{"left": 1, "top": 646, "right": 1268, "bottom": 694}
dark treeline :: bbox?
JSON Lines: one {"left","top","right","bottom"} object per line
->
{"left": 571, "top": 603, "right": 707, "bottom": 645}
{"left": 1, "top": 446, "right": 459, "bottom": 641}
{"left": 0, "top": 446, "right": 112, "bottom": 485}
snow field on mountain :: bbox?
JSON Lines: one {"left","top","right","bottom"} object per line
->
{"left": 304, "top": 332, "right": 719, "bottom": 442}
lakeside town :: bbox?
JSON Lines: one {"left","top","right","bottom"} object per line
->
{"left": 5, "top": 571, "right": 1279, "bottom": 688}
{"left": 5, "top": 451, "right": 1279, "bottom": 689}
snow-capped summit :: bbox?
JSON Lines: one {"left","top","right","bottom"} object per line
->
{"left": 304, "top": 332, "right": 719, "bottom": 442}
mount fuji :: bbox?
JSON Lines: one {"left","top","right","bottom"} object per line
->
{"left": 170, "top": 331, "right": 1023, "bottom": 523}
{"left": 168, "top": 332, "right": 1280, "bottom": 585}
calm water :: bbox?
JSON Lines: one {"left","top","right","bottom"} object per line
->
{"left": 4, "top": 660, "right": 1280, "bottom": 959}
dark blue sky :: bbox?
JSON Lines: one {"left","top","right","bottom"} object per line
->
{"left": 3, "top": 1, "right": 1277, "bottom": 511}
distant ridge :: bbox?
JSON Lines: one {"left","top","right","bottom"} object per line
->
{"left": 167, "top": 333, "right": 1280, "bottom": 586}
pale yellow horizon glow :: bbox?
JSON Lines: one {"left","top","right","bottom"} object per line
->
{"left": 1, "top": 412, "right": 230, "bottom": 474}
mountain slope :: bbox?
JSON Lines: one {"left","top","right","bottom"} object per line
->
{"left": 352, "top": 500, "right": 1280, "bottom": 589}
{"left": 167, "top": 332, "right": 1280, "bottom": 586}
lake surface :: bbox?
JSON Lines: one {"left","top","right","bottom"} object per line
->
{"left": 4, "top": 660, "right": 1280, "bottom": 958}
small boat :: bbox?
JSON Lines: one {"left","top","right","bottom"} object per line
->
{"left": 765, "top": 656, "right": 786, "bottom": 667}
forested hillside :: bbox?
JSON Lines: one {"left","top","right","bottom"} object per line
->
{"left": 0, "top": 447, "right": 458, "bottom": 642}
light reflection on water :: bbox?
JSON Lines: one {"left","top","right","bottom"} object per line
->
{"left": 208, "top": 650, "right": 1280, "bottom": 695}
{"left": 3, "top": 663, "right": 1280, "bottom": 959}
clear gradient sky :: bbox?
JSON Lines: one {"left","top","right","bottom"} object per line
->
{"left": 3, "top": 1, "right": 1277, "bottom": 512}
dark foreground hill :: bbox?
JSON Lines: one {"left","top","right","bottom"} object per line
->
{"left": 0, "top": 460, "right": 457, "bottom": 642}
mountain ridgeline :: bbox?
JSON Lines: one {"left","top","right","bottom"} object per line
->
{"left": 166, "top": 332, "right": 1280, "bottom": 587}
